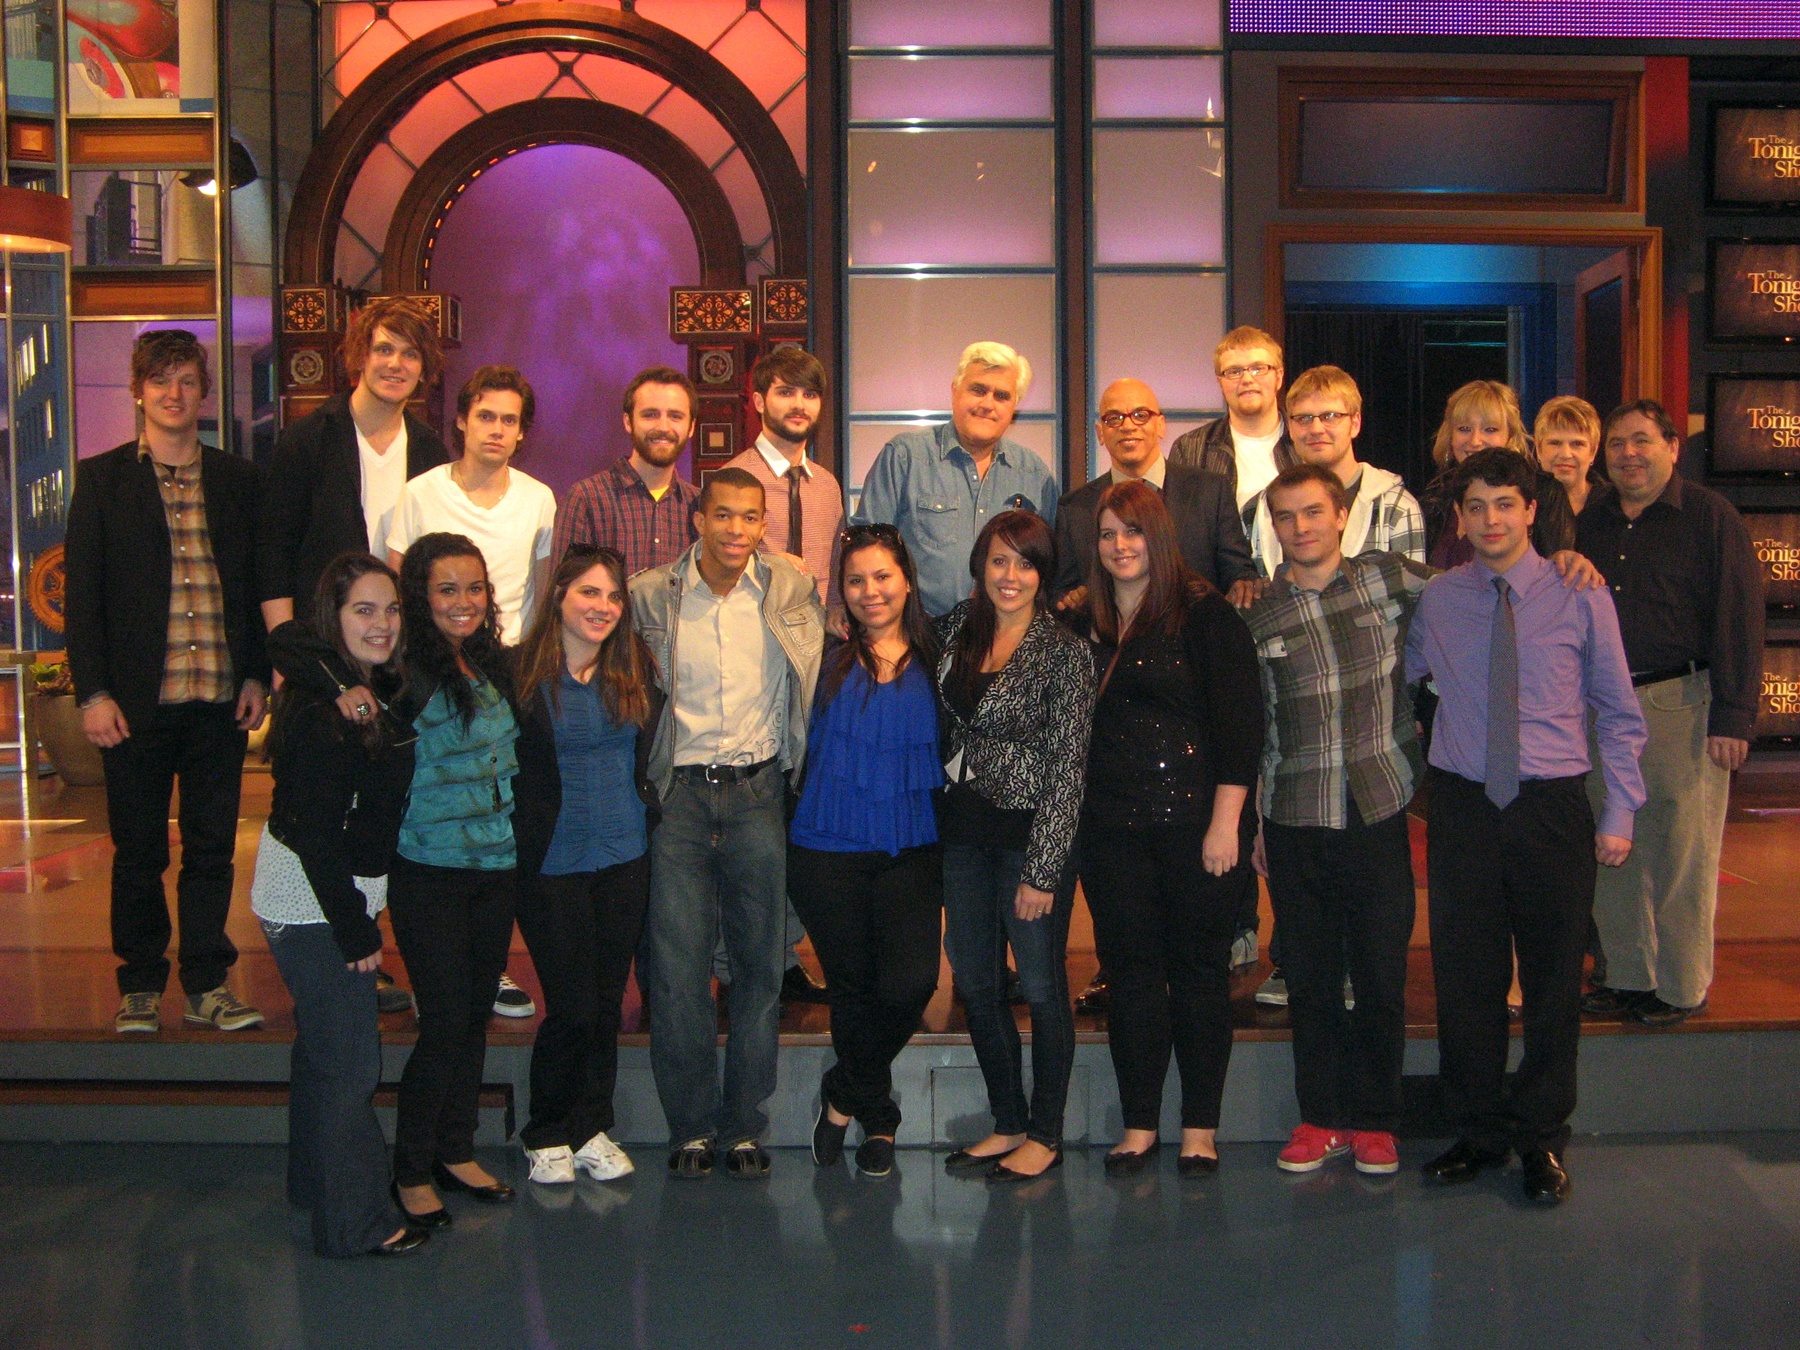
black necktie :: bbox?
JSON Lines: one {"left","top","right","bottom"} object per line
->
{"left": 786, "top": 466, "right": 804, "bottom": 553}
{"left": 1486, "top": 576, "right": 1520, "bottom": 810}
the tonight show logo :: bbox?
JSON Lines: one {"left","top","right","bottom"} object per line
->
{"left": 1745, "top": 270, "right": 1800, "bottom": 314}
{"left": 1747, "top": 135, "right": 1800, "bottom": 178}
{"left": 1744, "top": 404, "right": 1800, "bottom": 448}
{"left": 1763, "top": 671, "right": 1800, "bottom": 716}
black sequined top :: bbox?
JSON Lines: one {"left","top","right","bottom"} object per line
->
{"left": 1084, "top": 589, "right": 1262, "bottom": 830}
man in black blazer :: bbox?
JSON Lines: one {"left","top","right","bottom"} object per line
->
{"left": 258, "top": 295, "right": 449, "bottom": 628}
{"left": 65, "top": 330, "right": 272, "bottom": 1035}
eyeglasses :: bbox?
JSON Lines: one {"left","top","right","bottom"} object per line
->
{"left": 1098, "top": 407, "right": 1162, "bottom": 429}
{"left": 1289, "top": 410, "right": 1352, "bottom": 428}
{"left": 1218, "top": 362, "right": 1276, "bottom": 383}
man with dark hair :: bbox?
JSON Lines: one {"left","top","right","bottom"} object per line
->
{"left": 1406, "top": 448, "right": 1646, "bottom": 1204}
{"left": 630, "top": 466, "right": 825, "bottom": 1180}
{"left": 1577, "top": 399, "right": 1764, "bottom": 1027}
{"left": 1244, "top": 463, "right": 1431, "bottom": 1177}
{"left": 259, "top": 295, "right": 450, "bottom": 628}
{"left": 67, "top": 330, "right": 273, "bottom": 1035}
{"left": 554, "top": 365, "right": 702, "bottom": 579}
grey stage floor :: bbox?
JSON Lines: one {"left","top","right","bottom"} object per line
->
{"left": 2, "top": 1135, "right": 1797, "bottom": 1349}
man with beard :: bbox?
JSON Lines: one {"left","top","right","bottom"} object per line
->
{"left": 554, "top": 366, "right": 703, "bottom": 578}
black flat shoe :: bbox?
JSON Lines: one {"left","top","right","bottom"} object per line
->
{"left": 812, "top": 1095, "right": 849, "bottom": 1167}
{"left": 1629, "top": 995, "right": 1707, "bottom": 1028}
{"left": 432, "top": 1162, "right": 515, "bottom": 1203}
{"left": 855, "top": 1136, "right": 895, "bottom": 1177}
{"left": 944, "top": 1147, "right": 1015, "bottom": 1176}
{"left": 1103, "top": 1147, "right": 1155, "bottom": 1177}
{"left": 1520, "top": 1149, "right": 1571, "bottom": 1205}
{"left": 1177, "top": 1153, "right": 1220, "bottom": 1177}
{"left": 391, "top": 1182, "right": 452, "bottom": 1228}
{"left": 781, "top": 964, "right": 829, "bottom": 1004}
{"left": 372, "top": 1227, "right": 431, "bottom": 1256}
{"left": 988, "top": 1149, "right": 1063, "bottom": 1185}
{"left": 1421, "top": 1139, "right": 1511, "bottom": 1185}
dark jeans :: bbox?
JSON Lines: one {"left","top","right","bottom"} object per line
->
{"left": 1426, "top": 770, "right": 1596, "bottom": 1155}
{"left": 103, "top": 700, "right": 246, "bottom": 996}
{"left": 262, "top": 917, "right": 403, "bottom": 1257}
{"left": 1080, "top": 820, "right": 1238, "bottom": 1132}
{"left": 788, "top": 843, "right": 942, "bottom": 1136}
{"left": 646, "top": 762, "right": 788, "bottom": 1147}
{"left": 385, "top": 857, "right": 517, "bottom": 1187}
{"left": 516, "top": 855, "right": 651, "bottom": 1150}
{"left": 942, "top": 844, "right": 1075, "bottom": 1148}
{"left": 1263, "top": 805, "right": 1415, "bottom": 1133}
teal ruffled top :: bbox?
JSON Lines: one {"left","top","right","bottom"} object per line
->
{"left": 399, "top": 679, "right": 519, "bottom": 871}
{"left": 790, "top": 660, "right": 942, "bottom": 855}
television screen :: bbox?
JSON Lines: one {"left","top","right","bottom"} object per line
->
{"left": 1760, "top": 643, "right": 1800, "bottom": 741}
{"left": 1711, "top": 105, "right": 1800, "bottom": 210}
{"left": 1710, "top": 376, "right": 1800, "bottom": 475}
{"left": 1743, "top": 513, "right": 1800, "bottom": 606}
{"left": 1710, "top": 240, "right": 1800, "bottom": 343}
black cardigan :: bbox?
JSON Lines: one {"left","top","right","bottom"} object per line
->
{"left": 257, "top": 392, "right": 448, "bottom": 620}
{"left": 65, "top": 441, "right": 271, "bottom": 725}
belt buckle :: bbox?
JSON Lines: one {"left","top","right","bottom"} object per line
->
{"left": 702, "top": 764, "right": 729, "bottom": 785}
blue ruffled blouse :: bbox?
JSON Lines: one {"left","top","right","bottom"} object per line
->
{"left": 790, "top": 659, "right": 942, "bottom": 855}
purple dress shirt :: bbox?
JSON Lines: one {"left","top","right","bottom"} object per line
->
{"left": 1404, "top": 548, "right": 1647, "bottom": 839}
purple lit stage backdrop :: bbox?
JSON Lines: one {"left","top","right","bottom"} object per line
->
{"left": 1230, "top": 0, "right": 1800, "bottom": 39}
{"left": 429, "top": 143, "right": 700, "bottom": 498}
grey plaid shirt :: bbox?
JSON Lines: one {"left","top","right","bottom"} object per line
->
{"left": 1244, "top": 551, "right": 1432, "bottom": 829}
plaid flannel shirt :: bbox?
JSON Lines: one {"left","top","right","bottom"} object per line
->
{"left": 141, "top": 442, "right": 235, "bottom": 705}
{"left": 1243, "top": 551, "right": 1432, "bottom": 829}
{"left": 552, "top": 458, "right": 700, "bottom": 580}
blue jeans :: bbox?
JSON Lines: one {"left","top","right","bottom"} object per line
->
{"left": 941, "top": 845, "right": 1075, "bottom": 1148}
{"left": 646, "top": 762, "right": 789, "bottom": 1147}
{"left": 261, "top": 918, "right": 403, "bottom": 1257}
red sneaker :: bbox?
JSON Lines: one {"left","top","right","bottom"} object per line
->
{"left": 1352, "top": 1130, "right": 1400, "bottom": 1174}
{"left": 1277, "top": 1123, "right": 1350, "bottom": 1172}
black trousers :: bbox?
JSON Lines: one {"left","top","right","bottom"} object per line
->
{"left": 102, "top": 700, "right": 247, "bottom": 996}
{"left": 386, "top": 857, "right": 517, "bottom": 1187}
{"left": 515, "top": 854, "right": 650, "bottom": 1150}
{"left": 1263, "top": 804, "right": 1416, "bottom": 1133}
{"left": 787, "top": 843, "right": 943, "bottom": 1136}
{"left": 1426, "top": 770, "right": 1595, "bottom": 1155}
{"left": 1080, "top": 820, "right": 1237, "bottom": 1132}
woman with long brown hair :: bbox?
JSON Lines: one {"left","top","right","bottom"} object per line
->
{"left": 509, "top": 545, "right": 664, "bottom": 1186}
{"left": 1079, "top": 481, "right": 1262, "bottom": 1177}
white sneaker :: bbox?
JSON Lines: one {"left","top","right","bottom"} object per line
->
{"left": 1255, "top": 972, "right": 1289, "bottom": 1007}
{"left": 524, "top": 1144, "right": 576, "bottom": 1184}
{"left": 1229, "top": 929, "right": 1259, "bottom": 971}
{"left": 574, "top": 1130, "right": 634, "bottom": 1181}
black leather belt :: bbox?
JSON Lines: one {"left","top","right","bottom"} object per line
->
{"left": 1631, "top": 660, "right": 1707, "bottom": 688}
{"left": 674, "top": 756, "right": 777, "bottom": 785}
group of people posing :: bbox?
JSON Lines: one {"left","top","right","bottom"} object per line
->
{"left": 63, "top": 300, "right": 1762, "bottom": 1261}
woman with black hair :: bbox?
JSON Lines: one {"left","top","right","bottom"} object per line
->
{"left": 509, "top": 546, "right": 663, "bottom": 1186}
{"left": 936, "top": 510, "right": 1096, "bottom": 1183}
{"left": 789, "top": 523, "right": 944, "bottom": 1178}
{"left": 254, "top": 552, "right": 424, "bottom": 1257}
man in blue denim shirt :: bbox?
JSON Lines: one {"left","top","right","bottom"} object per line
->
{"left": 853, "top": 342, "right": 1060, "bottom": 616}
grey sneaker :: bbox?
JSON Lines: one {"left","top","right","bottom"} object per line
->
{"left": 184, "top": 986, "right": 264, "bottom": 1031}
{"left": 493, "top": 973, "right": 536, "bottom": 1018}
{"left": 1229, "top": 929, "right": 1259, "bottom": 971}
{"left": 1254, "top": 971, "right": 1289, "bottom": 1007}
{"left": 115, "top": 992, "right": 162, "bottom": 1034}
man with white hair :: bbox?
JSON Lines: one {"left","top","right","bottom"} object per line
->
{"left": 853, "top": 341, "right": 1059, "bottom": 616}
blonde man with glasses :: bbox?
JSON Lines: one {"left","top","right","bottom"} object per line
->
{"left": 1169, "top": 327, "right": 1299, "bottom": 512}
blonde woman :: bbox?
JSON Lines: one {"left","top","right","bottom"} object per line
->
{"left": 1422, "top": 380, "right": 1574, "bottom": 568}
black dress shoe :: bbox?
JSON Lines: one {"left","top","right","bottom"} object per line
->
{"left": 391, "top": 1182, "right": 452, "bottom": 1228}
{"left": 1075, "top": 973, "right": 1110, "bottom": 1016}
{"left": 1520, "top": 1149, "right": 1571, "bottom": 1204}
{"left": 1581, "top": 985, "right": 1654, "bottom": 1017}
{"left": 1421, "top": 1139, "right": 1511, "bottom": 1185}
{"left": 1103, "top": 1147, "right": 1155, "bottom": 1176}
{"left": 1177, "top": 1153, "right": 1220, "bottom": 1178}
{"left": 372, "top": 1226, "right": 431, "bottom": 1256}
{"left": 374, "top": 970, "right": 414, "bottom": 1016}
{"left": 781, "top": 964, "right": 829, "bottom": 1004}
{"left": 812, "top": 1095, "right": 848, "bottom": 1167}
{"left": 988, "top": 1149, "right": 1062, "bottom": 1184}
{"left": 669, "top": 1138, "right": 715, "bottom": 1178}
{"left": 944, "top": 1147, "right": 1014, "bottom": 1176}
{"left": 855, "top": 1136, "right": 895, "bottom": 1177}
{"left": 726, "top": 1140, "right": 773, "bottom": 1179}
{"left": 1630, "top": 995, "right": 1707, "bottom": 1028}
{"left": 432, "top": 1162, "right": 515, "bottom": 1203}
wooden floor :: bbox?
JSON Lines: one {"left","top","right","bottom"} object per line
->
{"left": 2, "top": 761, "right": 1798, "bottom": 1045}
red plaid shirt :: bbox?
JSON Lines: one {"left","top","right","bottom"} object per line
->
{"left": 552, "top": 458, "right": 700, "bottom": 579}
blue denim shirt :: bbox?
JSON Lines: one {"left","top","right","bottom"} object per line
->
{"left": 853, "top": 422, "right": 1059, "bottom": 617}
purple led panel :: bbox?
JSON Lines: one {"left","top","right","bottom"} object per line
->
{"left": 1230, "top": 0, "right": 1800, "bottom": 39}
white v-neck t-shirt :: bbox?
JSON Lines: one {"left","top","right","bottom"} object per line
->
{"left": 387, "top": 462, "right": 557, "bottom": 643}
{"left": 356, "top": 419, "right": 409, "bottom": 557}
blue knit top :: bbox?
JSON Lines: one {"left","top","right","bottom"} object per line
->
{"left": 790, "top": 659, "right": 942, "bottom": 855}
{"left": 540, "top": 670, "right": 647, "bottom": 875}
{"left": 399, "top": 679, "right": 519, "bottom": 870}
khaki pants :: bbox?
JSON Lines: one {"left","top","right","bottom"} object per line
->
{"left": 1587, "top": 671, "right": 1730, "bottom": 1009}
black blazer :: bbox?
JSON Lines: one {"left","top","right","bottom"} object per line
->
{"left": 1052, "top": 462, "right": 1257, "bottom": 602}
{"left": 258, "top": 392, "right": 449, "bottom": 620}
{"left": 65, "top": 441, "right": 271, "bottom": 725}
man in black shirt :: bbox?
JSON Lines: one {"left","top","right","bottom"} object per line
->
{"left": 1574, "top": 400, "right": 1764, "bottom": 1027}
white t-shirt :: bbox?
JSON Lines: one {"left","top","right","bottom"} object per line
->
{"left": 387, "top": 462, "right": 556, "bottom": 644}
{"left": 357, "top": 419, "right": 409, "bottom": 557}
{"left": 1232, "top": 426, "right": 1284, "bottom": 510}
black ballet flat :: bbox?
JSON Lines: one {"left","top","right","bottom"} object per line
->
{"left": 391, "top": 1182, "right": 452, "bottom": 1228}
{"left": 945, "top": 1147, "right": 1014, "bottom": 1177}
{"left": 1103, "top": 1147, "right": 1156, "bottom": 1177}
{"left": 988, "top": 1150, "right": 1063, "bottom": 1185}
{"left": 432, "top": 1162, "right": 516, "bottom": 1203}
{"left": 372, "top": 1227, "right": 431, "bottom": 1256}
{"left": 1177, "top": 1153, "right": 1220, "bottom": 1178}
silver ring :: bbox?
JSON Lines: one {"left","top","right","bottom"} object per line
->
{"left": 355, "top": 702, "right": 372, "bottom": 716}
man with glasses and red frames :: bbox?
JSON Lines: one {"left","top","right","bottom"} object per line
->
{"left": 1169, "top": 327, "right": 1298, "bottom": 514}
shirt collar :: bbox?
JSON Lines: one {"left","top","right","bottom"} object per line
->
{"left": 138, "top": 438, "right": 200, "bottom": 474}
{"left": 755, "top": 433, "right": 810, "bottom": 480}
{"left": 684, "top": 549, "right": 766, "bottom": 599}
{"left": 1475, "top": 546, "right": 1548, "bottom": 592}
{"left": 1110, "top": 454, "right": 1167, "bottom": 489}
{"left": 937, "top": 420, "right": 1012, "bottom": 467}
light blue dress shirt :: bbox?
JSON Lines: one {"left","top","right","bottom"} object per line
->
{"left": 853, "top": 422, "right": 1059, "bottom": 617}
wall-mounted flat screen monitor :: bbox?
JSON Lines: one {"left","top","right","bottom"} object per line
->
{"left": 1708, "top": 375, "right": 1800, "bottom": 477}
{"left": 1710, "top": 105, "right": 1800, "bottom": 211}
{"left": 1759, "top": 642, "right": 1800, "bottom": 743}
{"left": 1743, "top": 513, "right": 1800, "bottom": 606}
{"left": 1709, "top": 240, "right": 1800, "bottom": 344}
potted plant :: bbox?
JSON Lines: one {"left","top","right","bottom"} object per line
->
{"left": 29, "top": 660, "right": 106, "bottom": 786}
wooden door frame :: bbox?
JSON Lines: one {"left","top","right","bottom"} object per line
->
{"left": 1573, "top": 250, "right": 1637, "bottom": 404}
{"left": 1263, "top": 223, "right": 1663, "bottom": 402}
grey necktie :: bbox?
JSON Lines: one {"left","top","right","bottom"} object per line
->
{"left": 786, "top": 466, "right": 804, "bottom": 554}
{"left": 1485, "top": 576, "right": 1520, "bottom": 810}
